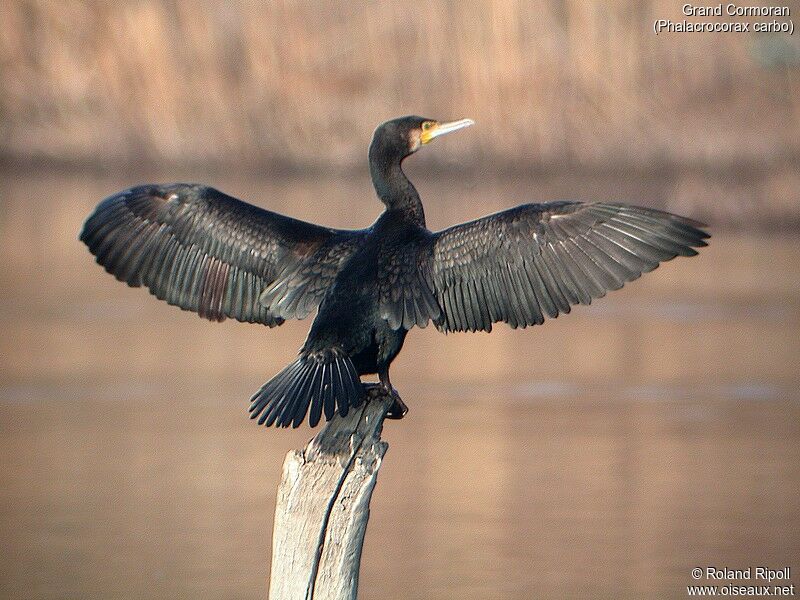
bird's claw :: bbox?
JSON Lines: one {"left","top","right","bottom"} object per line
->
{"left": 386, "top": 398, "right": 408, "bottom": 419}
{"left": 364, "top": 383, "right": 408, "bottom": 419}
{"left": 385, "top": 389, "right": 408, "bottom": 420}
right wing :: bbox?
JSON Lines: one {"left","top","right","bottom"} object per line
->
{"left": 80, "top": 183, "right": 365, "bottom": 326}
{"left": 376, "top": 201, "right": 708, "bottom": 333}
{"left": 426, "top": 201, "right": 709, "bottom": 332}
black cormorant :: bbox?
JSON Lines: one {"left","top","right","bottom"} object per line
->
{"left": 80, "top": 116, "right": 709, "bottom": 428}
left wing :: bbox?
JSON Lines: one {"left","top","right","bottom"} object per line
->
{"left": 384, "top": 201, "right": 708, "bottom": 333}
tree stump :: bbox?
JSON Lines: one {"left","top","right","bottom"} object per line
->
{"left": 268, "top": 385, "right": 394, "bottom": 600}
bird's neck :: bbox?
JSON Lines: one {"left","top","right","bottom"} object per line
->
{"left": 370, "top": 160, "right": 426, "bottom": 226}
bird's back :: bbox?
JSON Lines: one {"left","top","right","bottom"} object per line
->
{"left": 304, "top": 210, "right": 430, "bottom": 352}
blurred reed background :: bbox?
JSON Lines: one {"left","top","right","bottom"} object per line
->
{"left": 2, "top": 0, "right": 800, "bottom": 225}
{"left": 2, "top": 2, "right": 799, "bottom": 599}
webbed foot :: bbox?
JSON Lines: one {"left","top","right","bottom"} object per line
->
{"left": 364, "top": 383, "right": 408, "bottom": 419}
{"left": 386, "top": 392, "right": 408, "bottom": 420}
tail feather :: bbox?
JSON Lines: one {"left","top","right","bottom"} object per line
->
{"left": 249, "top": 349, "right": 364, "bottom": 428}
{"left": 340, "top": 358, "right": 360, "bottom": 415}
{"left": 307, "top": 361, "right": 326, "bottom": 427}
{"left": 253, "top": 358, "right": 302, "bottom": 426}
{"left": 333, "top": 360, "right": 350, "bottom": 418}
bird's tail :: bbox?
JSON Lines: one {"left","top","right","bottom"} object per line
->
{"left": 248, "top": 348, "right": 364, "bottom": 428}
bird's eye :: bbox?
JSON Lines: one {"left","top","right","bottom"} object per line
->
{"left": 422, "top": 122, "right": 433, "bottom": 131}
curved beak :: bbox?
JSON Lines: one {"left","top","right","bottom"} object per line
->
{"left": 421, "top": 118, "right": 475, "bottom": 144}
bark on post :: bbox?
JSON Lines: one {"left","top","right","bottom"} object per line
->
{"left": 268, "top": 386, "right": 394, "bottom": 600}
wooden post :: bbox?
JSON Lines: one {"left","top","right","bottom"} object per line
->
{"left": 268, "top": 386, "right": 394, "bottom": 600}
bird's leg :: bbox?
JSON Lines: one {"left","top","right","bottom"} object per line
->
{"left": 379, "top": 367, "right": 408, "bottom": 420}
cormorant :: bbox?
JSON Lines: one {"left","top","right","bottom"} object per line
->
{"left": 80, "top": 116, "right": 709, "bottom": 428}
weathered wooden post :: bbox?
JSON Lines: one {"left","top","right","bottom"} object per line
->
{"left": 268, "top": 385, "right": 395, "bottom": 600}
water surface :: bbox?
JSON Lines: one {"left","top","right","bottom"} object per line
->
{"left": 1, "top": 172, "right": 798, "bottom": 599}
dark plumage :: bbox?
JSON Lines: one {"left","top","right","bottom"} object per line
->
{"left": 80, "top": 115, "right": 709, "bottom": 428}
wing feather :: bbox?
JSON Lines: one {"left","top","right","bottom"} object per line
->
{"left": 80, "top": 183, "right": 365, "bottom": 326}
{"left": 420, "top": 201, "right": 708, "bottom": 333}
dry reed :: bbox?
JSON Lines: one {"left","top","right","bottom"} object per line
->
{"left": 1, "top": 0, "right": 798, "bottom": 172}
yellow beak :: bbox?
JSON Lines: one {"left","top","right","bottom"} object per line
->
{"left": 420, "top": 118, "right": 475, "bottom": 144}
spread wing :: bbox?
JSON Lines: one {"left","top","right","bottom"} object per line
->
{"left": 411, "top": 201, "right": 709, "bottom": 333}
{"left": 80, "top": 183, "right": 365, "bottom": 326}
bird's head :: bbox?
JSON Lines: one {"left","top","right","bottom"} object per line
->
{"left": 369, "top": 115, "right": 474, "bottom": 163}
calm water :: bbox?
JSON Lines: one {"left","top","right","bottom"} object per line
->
{"left": 1, "top": 171, "right": 798, "bottom": 599}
